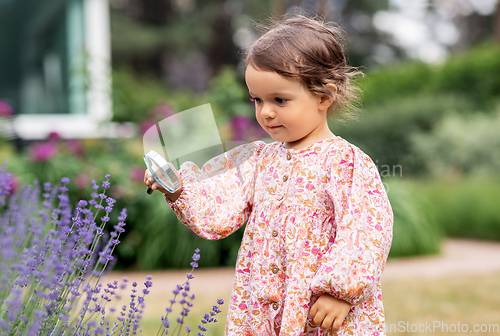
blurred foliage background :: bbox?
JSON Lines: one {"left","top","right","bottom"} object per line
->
{"left": 1, "top": 0, "right": 500, "bottom": 270}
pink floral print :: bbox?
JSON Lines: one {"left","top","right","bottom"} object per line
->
{"left": 166, "top": 137, "right": 393, "bottom": 335}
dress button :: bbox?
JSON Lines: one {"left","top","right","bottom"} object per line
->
{"left": 278, "top": 195, "right": 284, "bottom": 201}
{"left": 286, "top": 153, "right": 292, "bottom": 160}
{"left": 271, "top": 266, "right": 279, "bottom": 274}
{"left": 272, "top": 302, "right": 279, "bottom": 310}
{"left": 282, "top": 175, "right": 288, "bottom": 182}
{"left": 272, "top": 230, "right": 278, "bottom": 237}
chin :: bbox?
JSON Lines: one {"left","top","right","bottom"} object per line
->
{"left": 268, "top": 135, "right": 285, "bottom": 142}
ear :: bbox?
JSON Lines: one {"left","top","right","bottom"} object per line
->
{"left": 317, "top": 83, "right": 337, "bottom": 111}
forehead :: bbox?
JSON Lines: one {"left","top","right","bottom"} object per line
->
{"left": 245, "top": 65, "right": 307, "bottom": 95}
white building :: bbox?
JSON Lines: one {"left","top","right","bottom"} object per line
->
{"left": 0, "top": 0, "right": 134, "bottom": 140}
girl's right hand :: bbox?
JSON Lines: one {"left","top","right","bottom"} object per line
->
{"left": 144, "top": 169, "right": 183, "bottom": 202}
{"left": 309, "top": 294, "right": 351, "bottom": 332}
{"left": 144, "top": 169, "right": 168, "bottom": 194}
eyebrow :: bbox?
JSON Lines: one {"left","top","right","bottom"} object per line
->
{"left": 248, "top": 91, "right": 293, "bottom": 96}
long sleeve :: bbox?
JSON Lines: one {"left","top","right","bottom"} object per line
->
{"left": 310, "top": 144, "right": 393, "bottom": 305}
{"left": 165, "top": 141, "right": 265, "bottom": 240}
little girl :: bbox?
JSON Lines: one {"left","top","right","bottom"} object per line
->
{"left": 145, "top": 15, "right": 393, "bottom": 336}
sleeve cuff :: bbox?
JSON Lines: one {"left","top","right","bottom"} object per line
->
{"left": 164, "top": 186, "right": 187, "bottom": 213}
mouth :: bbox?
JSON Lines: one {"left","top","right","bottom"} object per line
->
{"left": 267, "top": 125, "right": 282, "bottom": 129}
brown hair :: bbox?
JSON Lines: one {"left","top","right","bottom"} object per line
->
{"left": 246, "top": 15, "right": 362, "bottom": 119}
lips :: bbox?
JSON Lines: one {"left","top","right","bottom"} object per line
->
{"left": 267, "top": 125, "right": 282, "bottom": 129}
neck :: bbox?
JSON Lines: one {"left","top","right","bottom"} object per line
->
{"left": 283, "top": 127, "right": 335, "bottom": 150}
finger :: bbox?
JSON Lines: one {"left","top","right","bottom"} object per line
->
{"left": 321, "top": 315, "right": 335, "bottom": 331}
{"left": 331, "top": 316, "right": 344, "bottom": 332}
{"left": 309, "top": 301, "right": 319, "bottom": 319}
{"left": 312, "top": 310, "right": 326, "bottom": 327}
{"left": 152, "top": 181, "right": 167, "bottom": 194}
{"left": 152, "top": 181, "right": 160, "bottom": 190}
{"left": 309, "top": 304, "right": 318, "bottom": 319}
{"left": 144, "top": 170, "right": 152, "bottom": 185}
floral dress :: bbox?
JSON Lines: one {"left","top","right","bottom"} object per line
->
{"left": 166, "top": 137, "right": 393, "bottom": 336}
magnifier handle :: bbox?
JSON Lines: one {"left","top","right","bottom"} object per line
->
{"left": 147, "top": 187, "right": 154, "bottom": 195}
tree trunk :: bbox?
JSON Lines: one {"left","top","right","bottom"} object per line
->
{"left": 495, "top": 0, "right": 500, "bottom": 44}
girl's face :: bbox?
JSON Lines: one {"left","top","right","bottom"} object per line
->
{"left": 245, "top": 65, "right": 334, "bottom": 150}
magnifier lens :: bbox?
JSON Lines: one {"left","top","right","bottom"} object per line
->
{"left": 144, "top": 151, "right": 181, "bottom": 193}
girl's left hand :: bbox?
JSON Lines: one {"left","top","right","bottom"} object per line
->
{"left": 309, "top": 294, "right": 351, "bottom": 332}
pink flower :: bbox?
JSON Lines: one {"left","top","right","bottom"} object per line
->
{"left": 139, "top": 120, "right": 156, "bottom": 136}
{"left": 238, "top": 302, "right": 247, "bottom": 310}
{"left": 129, "top": 166, "right": 145, "bottom": 182}
{"left": 230, "top": 115, "right": 267, "bottom": 141}
{"left": 0, "top": 100, "right": 13, "bottom": 117}
{"left": 305, "top": 183, "right": 315, "bottom": 191}
{"left": 29, "top": 142, "right": 58, "bottom": 162}
{"left": 162, "top": 113, "right": 179, "bottom": 126}
{"left": 153, "top": 101, "right": 176, "bottom": 119}
{"left": 47, "top": 132, "right": 61, "bottom": 142}
{"left": 110, "top": 185, "right": 125, "bottom": 199}
{"left": 231, "top": 116, "right": 253, "bottom": 141}
{"left": 75, "top": 174, "right": 89, "bottom": 189}
{"left": 375, "top": 224, "right": 383, "bottom": 231}
{"left": 66, "top": 140, "right": 85, "bottom": 157}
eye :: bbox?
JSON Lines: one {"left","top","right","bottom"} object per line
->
{"left": 275, "top": 97, "right": 287, "bottom": 105}
{"left": 250, "top": 97, "right": 263, "bottom": 104}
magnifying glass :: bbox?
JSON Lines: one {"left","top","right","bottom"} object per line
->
{"left": 144, "top": 150, "right": 182, "bottom": 194}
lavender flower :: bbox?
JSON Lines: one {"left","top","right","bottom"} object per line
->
{"left": 0, "top": 168, "right": 131, "bottom": 335}
{"left": 196, "top": 299, "right": 225, "bottom": 336}
{"left": 0, "top": 166, "right": 223, "bottom": 336}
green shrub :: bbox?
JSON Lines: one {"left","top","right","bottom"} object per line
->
{"left": 332, "top": 44, "right": 500, "bottom": 178}
{"left": 359, "top": 44, "right": 500, "bottom": 109}
{"left": 330, "top": 93, "right": 475, "bottom": 175}
{"left": 411, "top": 178, "right": 500, "bottom": 241}
{"left": 112, "top": 66, "right": 208, "bottom": 124}
{"left": 385, "top": 179, "right": 443, "bottom": 258}
{"left": 410, "top": 107, "right": 500, "bottom": 177}
{"left": 359, "top": 61, "right": 434, "bottom": 107}
{"left": 207, "top": 66, "right": 254, "bottom": 124}
{"left": 129, "top": 192, "right": 245, "bottom": 270}
{"left": 433, "top": 44, "right": 500, "bottom": 109}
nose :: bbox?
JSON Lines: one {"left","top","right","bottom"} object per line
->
{"left": 260, "top": 103, "right": 275, "bottom": 119}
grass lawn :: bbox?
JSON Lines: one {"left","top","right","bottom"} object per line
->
{"left": 382, "top": 272, "right": 500, "bottom": 335}
{"left": 102, "top": 270, "right": 500, "bottom": 335}
{"left": 100, "top": 269, "right": 233, "bottom": 335}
